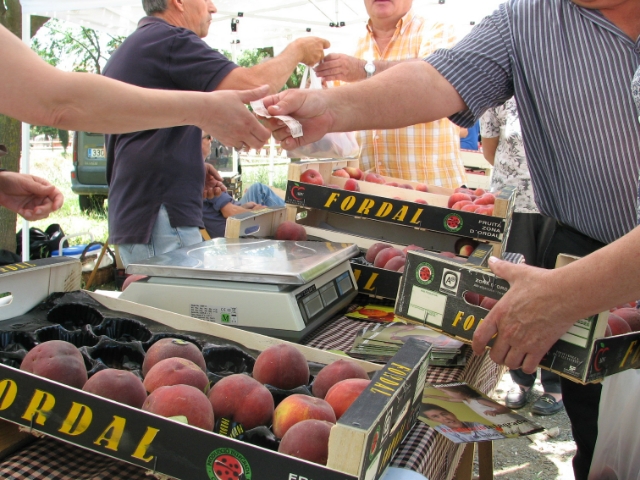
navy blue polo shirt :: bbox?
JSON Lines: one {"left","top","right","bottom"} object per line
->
{"left": 103, "top": 17, "right": 237, "bottom": 244}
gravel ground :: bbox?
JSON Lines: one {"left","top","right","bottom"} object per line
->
{"left": 472, "top": 370, "right": 577, "bottom": 479}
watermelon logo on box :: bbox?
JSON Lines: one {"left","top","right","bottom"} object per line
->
{"left": 206, "top": 448, "right": 252, "bottom": 480}
{"left": 416, "top": 263, "right": 435, "bottom": 285}
{"left": 443, "top": 213, "right": 463, "bottom": 233}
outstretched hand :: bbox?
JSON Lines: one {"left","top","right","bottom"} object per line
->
{"left": 262, "top": 89, "right": 333, "bottom": 150}
{"left": 0, "top": 171, "right": 64, "bottom": 220}
{"left": 203, "top": 85, "right": 271, "bottom": 151}
{"left": 314, "top": 53, "right": 365, "bottom": 83}
{"left": 472, "top": 257, "right": 577, "bottom": 373}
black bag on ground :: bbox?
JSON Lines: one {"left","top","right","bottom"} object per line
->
{"left": 16, "top": 224, "right": 69, "bottom": 260}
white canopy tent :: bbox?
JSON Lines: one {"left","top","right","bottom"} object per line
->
{"left": 18, "top": 0, "right": 503, "bottom": 260}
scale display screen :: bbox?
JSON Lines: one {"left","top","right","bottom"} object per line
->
{"left": 299, "top": 271, "right": 355, "bottom": 326}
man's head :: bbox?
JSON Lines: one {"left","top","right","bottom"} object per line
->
{"left": 202, "top": 133, "right": 213, "bottom": 159}
{"left": 364, "top": 0, "right": 413, "bottom": 25}
{"left": 143, "top": 0, "right": 217, "bottom": 38}
{"left": 422, "top": 404, "right": 464, "bottom": 428}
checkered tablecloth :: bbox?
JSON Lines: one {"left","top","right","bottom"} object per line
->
{"left": 0, "top": 317, "right": 504, "bottom": 480}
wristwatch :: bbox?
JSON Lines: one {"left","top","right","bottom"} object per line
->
{"left": 364, "top": 60, "right": 376, "bottom": 78}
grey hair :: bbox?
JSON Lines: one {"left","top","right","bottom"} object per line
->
{"left": 142, "top": 0, "right": 168, "bottom": 15}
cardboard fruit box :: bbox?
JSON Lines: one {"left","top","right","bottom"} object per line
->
{"left": 393, "top": 250, "right": 640, "bottom": 384}
{"left": 226, "top": 207, "right": 495, "bottom": 300}
{"left": 0, "top": 258, "right": 431, "bottom": 480}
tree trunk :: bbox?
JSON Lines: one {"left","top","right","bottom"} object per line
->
{"left": 0, "top": 1, "right": 49, "bottom": 253}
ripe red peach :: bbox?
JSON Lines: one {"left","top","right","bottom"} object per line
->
{"left": 398, "top": 184, "right": 414, "bottom": 190}
{"left": 384, "top": 256, "right": 406, "bottom": 271}
{"left": 451, "top": 200, "right": 473, "bottom": 210}
{"left": 454, "top": 187, "right": 475, "bottom": 195}
{"left": 365, "top": 242, "right": 393, "bottom": 263}
{"left": 272, "top": 394, "right": 336, "bottom": 438}
{"left": 415, "top": 198, "right": 429, "bottom": 205}
{"left": 448, "top": 193, "right": 473, "bottom": 208}
{"left": 610, "top": 308, "right": 640, "bottom": 332}
{"left": 344, "top": 167, "right": 364, "bottom": 180}
{"left": 252, "top": 343, "right": 310, "bottom": 390}
{"left": 20, "top": 340, "right": 87, "bottom": 389}
{"left": 455, "top": 238, "right": 478, "bottom": 257}
{"left": 403, "top": 244, "right": 425, "bottom": 254}
{"left": 374, "top": 248, "right": 404, "bottom": 268}
{"left": 275, "top": 221, "right": 308, "bottom": 241}
{"left": 332, "top": 169, "right": 350, "bottom": 178}
{"left": 474, "top": 188, "right": 487, "bottom": 196}
{"left": 386, "top": 182, "right": 399, "bottom": 187}
{"left": 207, "top": 374, "right": 274, "bottom": 430}
{"left": 343, "top": 178, "right": 360, "bottom": 191}
{"left": 461, "top": 203, "right": 481, "bottom": 212}
{"left": 312, "top": 359, "right": 369, "bottom": 400}
{"left": 476, "top": 206, "right": 494, "bottom": 216}
{"left": 324, "top": 378, "right": 370, "bottom": 420}
{"left": 364, "top": 172, "right": 386, "bottom": 184}
{"left": 83, "top": 369, "right": 147, "bottom": 408}
{"left": 608, "top": 313, "right": 632, "bottom": 336}
{"left": 143, "top": 357, "right": 210, "bottom": 394}
{"left": 416, "top": 184, "right": 429, "bottom": 192}
{"left": 278, "top": 419, "right": 333, "bottom": 465}
{"left": 142, "top": 337, "right": 206, "bottom": 376}
{"left": 142, "top": 384, "right": 214, "bottom": 430}
{"left": 473, "top": 193, "right": 496, "bottom": 205}
{"left": 299, "top": 169, "right": 324, "bottom": 185}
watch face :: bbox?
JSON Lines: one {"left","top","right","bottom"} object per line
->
{"left": 365, "top": 63, "right": 375, "bottom": 74}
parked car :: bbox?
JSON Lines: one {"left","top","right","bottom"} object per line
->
{"left": 71, "top": 132, "right": 108, "bottom": 213}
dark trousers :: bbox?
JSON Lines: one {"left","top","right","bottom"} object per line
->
{"left": 537, "top": 219, "right": 607, "bottom": 480}
{"left": 506, "top": 212, "right": 563, "bottom": 393}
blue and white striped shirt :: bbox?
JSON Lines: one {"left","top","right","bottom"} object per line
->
{"left": 427, "top": 0, "right": 640, "bottom": 244}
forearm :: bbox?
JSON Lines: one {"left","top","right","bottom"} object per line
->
{"left": 326, "top": 61, "right": 466, "bottom": 132}
{"left": 537, "top": 226, "right": 640, "bottom": 322}
{"left": 482, "top": 137, "right": 498, "bottom": 165}
{"left": 220, "top": 202, "right": 248, "bottom": 219}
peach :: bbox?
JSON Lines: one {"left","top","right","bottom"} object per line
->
{"left": 312, "top": 359, "right": 369, "bottom": 399}
{"left": 398, "top": 184, "right": 414, "bottom": 190}
{"left": 299, "top": 169, "right": 324, "bottom": 185}
{"left": 374, "top": 248, "right": 404, "bottom": 268}
{"left": 142, "top": 384, "right": 214, "bottom": 430}
{"left": 252, "top": 344, "right": 310, "bottom": 390}
{"left": 415, "top": 198, "right": 429, "bottom": 205}
{"left": 474, "top": 188, "right": 487, "bottom": 196}
{"left": 386, "top": 182, "right": 399, "bottom": 187}
{"left": 455, "top": 238, "right": 478, "bottom": 257}
{"left": 439, "top": 251, "right": 458, "bottom": 259}
{"left": 275, "top": 221, "right": 308, "bottom": 241}
{"left": 416, "top": 184, "right": 429, "bottom": 192}
{"left": 473, "top": 193, "right": 496, "bottom": 205}
{"left": 208, "top": 374, "right": 274, "bottom": 430}
{"left": 365, "top": 242, "right": 393, "bottom": 263}
{"left": 344, "top": 166, "right": 363, "bottom": 180}
{"left": 384, "top": 256, "right": 407, "bottom": 271}
{"left": 332, "top": 169, "right": 350, "bottom": 178}
{"left": 464, "top": 291, "right": 482, "bottom": 306}
{"left": 476, "top": 206, "right": 494, "bottom": 216}
{"left": 403, "top": 244, "right": 425, "bottom": 254}
{"left": 142, "top": 337, "right": 206, "bottom": 376}
{"left": 278, "top": 419, "right": 333, "bottom": 465}
{"left": 324, "top": 378, "right": 370, "bottom": 420}
{"left": 143, "top": 357, "right": 210, "bottom": 394}
{"left": 20, "top": 340, "right": 87, "bottom": 389}
{"left": 343, "top": 178, "right": 360, "bottom": 192}
{"left": 610, "top": 308, "right": 640, "bottom": 332}
{"left": 454, "top": 187, "right": 475, "bottom": 195}
{"left": 480, "top": 297, "right": 499, "bottom": 310}
{"left": 364, "top": 172, "right": 385, "bottom": 184}
{"left": 451, "top": 200, "right": 473, "bottom": 210}
{"left": 83, "top": 368, "right": 147, "bottom": 408}
{"left": 608, "top": 313, "right": 632, "bottom": 336}
{"left": 272, "top": 394, "right": 336, "bottom": 438}
{"left": 448, "top": 193, "right": 473, "bottom": 208}
{"left": 461, "top": 203, "right": 480, "bottom": 212}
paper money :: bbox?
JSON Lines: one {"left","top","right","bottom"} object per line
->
{"left": 250, "top": 99, "right": 303, "bottom": 138}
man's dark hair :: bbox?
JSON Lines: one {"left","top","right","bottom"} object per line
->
{"left": 142, "top": 0, "right": 168, "bottom": 15}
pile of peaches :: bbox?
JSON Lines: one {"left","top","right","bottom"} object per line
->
{"left": 19, "top": 338, "right": 372, "bottom": 466}
{"left": 364, "top": 239, "right": 478, "bottom": 273}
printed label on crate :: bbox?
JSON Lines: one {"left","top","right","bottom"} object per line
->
{"left": 285, "top": 182, "right": 507, "bottom": 241}
{"left": 190, "top": 304, "right": 239, "bottom": 325}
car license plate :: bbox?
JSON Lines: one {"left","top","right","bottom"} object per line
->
{"left": 87, "top": 148, "right": 105, "bottom": 159}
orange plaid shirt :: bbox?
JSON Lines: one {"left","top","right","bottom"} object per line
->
{"left": 354, "top": 11, "right": 466, "bottom": 188}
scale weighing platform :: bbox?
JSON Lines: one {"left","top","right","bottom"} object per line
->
{"left": 119, "top": 238, "right": 360, "bottom": 342}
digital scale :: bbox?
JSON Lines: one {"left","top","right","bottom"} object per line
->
{"left": 119, "top": 238, "right": 360, "bottom": 342}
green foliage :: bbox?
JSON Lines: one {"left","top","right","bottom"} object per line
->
{"left": 31, "top": 18, "right": 125, "bottom": 74}
{"left": 30, "top": 125, "right": 58, "bottom": 139}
